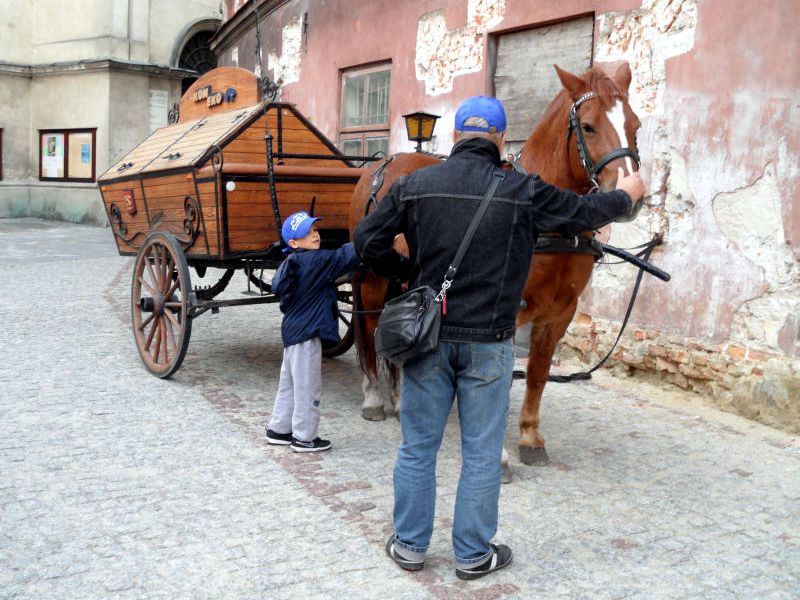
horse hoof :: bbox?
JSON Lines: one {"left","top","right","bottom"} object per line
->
{"left": 361, "top": 406, "right": 386, "bottom": 421}
{"left": 519, "top": 446, "right": 549, "bottom": 466}
{"left": 501, "top": 463, "right": 513, "bottom": 484}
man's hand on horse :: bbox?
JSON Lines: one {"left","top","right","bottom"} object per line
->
{"left": 615, "top": 167, "right": 646, "bottom": 222}
{"left": 616, "top": 167, "right": 645, "bottom": 203}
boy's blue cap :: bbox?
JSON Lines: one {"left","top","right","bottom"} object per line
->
{"left": 454, "top": 96, "right": 507, "bottom": 133}
{"left": 282, "top": 211, "right": 320, "bottom": 243}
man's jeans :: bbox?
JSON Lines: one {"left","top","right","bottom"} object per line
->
{"left": 392, "top": 339, "right": 513, "bottom": 566}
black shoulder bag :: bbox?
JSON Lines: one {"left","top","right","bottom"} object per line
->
{"left": 374, "top": 170, "right": 505, "bottom": 366}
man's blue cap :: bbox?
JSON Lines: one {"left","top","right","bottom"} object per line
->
{"left": 282, "top": 211, "right": 320, "bottom": 243}
{"left": 454, "top": 96, "right": 507, "bottom": 133}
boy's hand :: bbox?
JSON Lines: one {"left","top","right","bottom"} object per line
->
{"left": 616, "top": 167, "right": 645, "bottom": 203}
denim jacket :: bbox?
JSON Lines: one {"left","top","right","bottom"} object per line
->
{"left": 352, "top": 138, "right": 632, "bottom": 343}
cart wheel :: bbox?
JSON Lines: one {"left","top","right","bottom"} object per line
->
{"left": 322, "top": 275, "right": 354, "bottom": 358}
{"left": 194, "top": 268, "right": 235, "bottom": 300}
{"left": 131, "top": 232, "right": 193, "bottom": 378}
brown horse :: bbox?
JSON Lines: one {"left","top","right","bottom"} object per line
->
{"left": 349, "top": 63, "right": 641, "bottom": 468}
{"left": 349, "top": 152, "right": 440, "bottom": 420}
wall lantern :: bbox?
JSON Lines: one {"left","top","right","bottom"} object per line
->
{"left": 403, "top": 111, "right": 440, "bottom": 152}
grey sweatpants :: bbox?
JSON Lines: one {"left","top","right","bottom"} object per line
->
{"left": 268, "top": 337, "right": 322, "bottom": 442}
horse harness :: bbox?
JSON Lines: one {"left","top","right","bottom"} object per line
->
{"left": 506, "top": 158, "right": 603, "bottom": 260}
{"left": 364, "top": 156, "right": 396, "bottom": 217}
{"left": 567, "top": 91, "right": 640, "bottom": 192}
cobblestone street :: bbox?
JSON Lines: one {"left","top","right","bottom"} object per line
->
{"left": 1, "top": 219, "right": 798, "bottom": 599}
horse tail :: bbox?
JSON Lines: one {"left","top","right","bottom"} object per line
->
{"left": 352, "top": 271, "right": 378, "bottom": 379}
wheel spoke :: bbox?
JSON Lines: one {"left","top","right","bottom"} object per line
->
{"left": 139, "top": 275, "right": 157, "bottom": 297}
{"left": 151, "top": 247, "right": 162, "bottom": 291}
{"left": 145, "top": 257, "right": 158, "bottom": 294}
{"left": 164, "top": 311, "right": 177, "bottom": 356}
{"left": 164, "top": 306, "right": 181, "bottom": 331}
{"left": 163, "top": 256, "right": 175, "bottom": 294}
{"left": 153, "top": 318, "right": 163, "bottom": 363}
{"left": 164, "top": 301, "right": 183, "bottom": 309}
{"left": 139, "top": 312, "right": 156, "bottom": 331}
{"left": 160, "top": 316, "right": 169, "bottom": 365}
{"left": 165, "top": 277, "right": 180, "bottom": 300}
{"left": 144, "top": 316, "right": 159, "bottom": 351}
{"left": 158, "top": 248, "right": 170, "bottom": 293}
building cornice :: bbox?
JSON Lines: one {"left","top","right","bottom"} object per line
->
{"left": 210, "top": 0, "right": 291, "bottom": 56}
{"left": 0, "top": 59, "right": 197, "bottom": 79}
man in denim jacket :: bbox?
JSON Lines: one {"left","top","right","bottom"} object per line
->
{"left": 353, "top": 96, "right": 644, "bottom": 580}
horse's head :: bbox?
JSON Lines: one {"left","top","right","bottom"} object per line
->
{"left": 552, "top": 63, "right": 641, "bottom": 192}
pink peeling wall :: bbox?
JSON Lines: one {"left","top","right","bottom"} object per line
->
{"left": 578, "top": 0, "right": 800, "bottom": 347}
{"left": 213, "top": 0, "right": 799, "bottom": 430}
{"left": 216, "top": 1, "right": 640, "bottom": 153}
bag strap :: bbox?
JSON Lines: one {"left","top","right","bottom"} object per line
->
{"left": 438, "top": 169, "right": 505, "bottom": 299}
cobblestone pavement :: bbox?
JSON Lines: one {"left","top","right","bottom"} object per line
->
{"left": 1, "top": 218, "right": 798, "bottom": 600}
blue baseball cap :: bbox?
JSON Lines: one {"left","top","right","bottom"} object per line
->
{"left": 454, "top": 96, "right": 507, "bottom": 133}
{"left": 282, "top": 211, "right": 320, "bottom": 243}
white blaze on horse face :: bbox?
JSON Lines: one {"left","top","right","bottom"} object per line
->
{"left": 607, "top": 100, "right": 635, "bottom": 175}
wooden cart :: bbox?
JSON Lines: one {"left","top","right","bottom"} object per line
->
{"left": 98, "top": 67, "right": 373, "bottom": 377}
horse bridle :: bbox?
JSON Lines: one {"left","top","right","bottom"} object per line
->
{"left": 567, "top": 91, "right": 640, "bottom": 191}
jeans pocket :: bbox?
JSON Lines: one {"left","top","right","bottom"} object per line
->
{"left": 469, "top": 341, "right": 510, "bottom": 383}
{"left": 403, "top": 346, "right": 440, "bottom": 382}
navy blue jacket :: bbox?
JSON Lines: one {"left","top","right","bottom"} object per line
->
{"left": 271, "top": 242, "right": 359, "bottom": 347}
{"left": 353, "top": 138, "right": 633, "bottom": 343}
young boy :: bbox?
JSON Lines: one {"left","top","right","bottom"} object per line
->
{"left": 265, "top": 211, "right": 359, "bottom": 452}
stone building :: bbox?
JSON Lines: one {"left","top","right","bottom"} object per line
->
{"left": 0, "top": 0, "right": 221, "bottom": 224}
{"left": 212, "top": 0, "right": 799, "bottom": 432}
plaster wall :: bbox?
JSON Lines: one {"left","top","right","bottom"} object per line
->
{"left": 571, "top": 0, "right": 799, "bottom": 425}
{"left": 188, "top": 0, "right": 800, "bottom": 430}
{"left": 216, "top": 0, "right": 640, "bottom": 154}
{"left": 106, "top": 71, "right": 181, "bottom": 167}
{"left": 20, "top": 71, "right": 110, "bottom": 223}
{"left": 0, "top": 76, "right": 32, "bottom": 181}
{"left": 0, "top": 0, "right": 33, "bottom": 64}
{"left": 30, "top": 0, "right": 130, "bottom": 63}
{"left": 0, "top": 74, "right": 33, "bottom": 217}
{"left": 150, "top": 2, "right": 221, "bottom": 64}
{"left": 0, "top": 0, "right": 220, "bottom": 225}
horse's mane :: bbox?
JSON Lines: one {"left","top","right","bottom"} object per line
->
{"left": 583, "top": 67, "right": 626, "bottom": 102}
{"left": 536, "top": 67, "right": 626, "bottom": 127}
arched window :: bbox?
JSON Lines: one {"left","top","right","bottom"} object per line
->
{"left": 179, "top": 30, "right": 218, "bottom": 94}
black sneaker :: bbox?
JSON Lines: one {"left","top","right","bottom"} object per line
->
{"left": 385, "top": 535, "right": 424, "bottom": 572}
{"left": 455, "top": 543, "right": 513, "bottom": 580}
{"left": 290, "top": 436, "right": 332, "bottom": 453}
{"left": 265, "top": 428, "right": 292, "bottom": 445}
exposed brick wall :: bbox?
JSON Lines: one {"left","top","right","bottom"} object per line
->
{"left": 561, "top": 313, "right": 800, "bottom": 435}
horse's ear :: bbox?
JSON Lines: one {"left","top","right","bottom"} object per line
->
{"left": 613, "top": 62, "right": 632, "bottom": 93}
{"left": 554, "top": 65, "right": 585, "bottom": 98}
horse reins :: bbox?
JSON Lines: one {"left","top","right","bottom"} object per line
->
{"left": 567, "top": 91, "right": 640, "bottom": 191}
{"left": 509, "top": 104, "right": 669, "bottom": 383}
{"left": 546, "top": 237, "right": 663, "bottom": 383}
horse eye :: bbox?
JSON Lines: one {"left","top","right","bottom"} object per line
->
{"left": 581, "top": 123, "right": 595, "bottom": 134}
